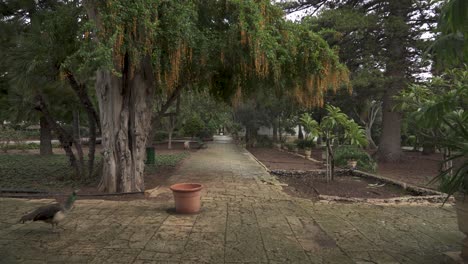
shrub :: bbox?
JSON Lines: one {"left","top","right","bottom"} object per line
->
{"left": 334, "top": 145, "right": 377, "bottom": 172}
{"left": 255, "top": 135, "right": 273, "bottom": 147}
{"left": 0, "top": 127, "right": 25, "bottom": 152}
{"left": 284, "top": 142, "right": 296, "bottom": 151}
{"left": 228, "top": 123, "right": 243, "bottom": 139}
{"left": 197, "top": 129, "right": 213, "bottom": 140}
{"left": 153, "top": 131, "right": 169, "bottom": 142}
{"left": 182, "top": 115, "right": 205, "bottom": 138}
{"left": 295, "top": 139, "right": 315, "bottom": 150}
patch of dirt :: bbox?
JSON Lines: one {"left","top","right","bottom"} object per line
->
{"left": 247, "top": 147, "right": 323, "bottom": 170}
{"left": 248, "top": 147, "right": 448, "bottom": 189}
{"left": 64, "top": 163, "right": 182, "bottom": 201}
{"left": 1, "top": 154, "right": 185, "bottom": 201}
{"left": 374, "top": 151, "right": 442, "bottom": 188}
{"left": 277, "top": 173, "right": 413, "bottom": 200}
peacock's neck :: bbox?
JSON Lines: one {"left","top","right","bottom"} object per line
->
{"left": 64, "top": 195, "right": 76, "bottom": 211}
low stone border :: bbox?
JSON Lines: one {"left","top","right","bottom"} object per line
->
{"left": 270, "top": 169, "right": 452, "bottom": 204}
{"left": 351, "top": 169, "right": 444, "bottom": 196}
{"left": 276, "top": 148, "right": 322, "bottom": 163}
{"left": 318, "top": 194, "right": 451, "bottom": 204}
{"left": 245, "top": 149, "right": 271, "bottom": 173}
{"left": 242, "top": 147, "right": 289, "bottom": 187}
{"left": 0, "top": 189, "right": 145, "bottom": 199}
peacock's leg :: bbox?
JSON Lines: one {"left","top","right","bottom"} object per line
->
{"left": 52, "top": 223, "right": 59, "bottom": 233}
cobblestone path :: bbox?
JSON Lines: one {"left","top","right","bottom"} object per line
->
{"left": 0, "top": 136, "right": 463, "bottom": 263}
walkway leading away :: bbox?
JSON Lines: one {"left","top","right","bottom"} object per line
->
{"left": 0, "top": 136, "right": 462, "bottom": 263}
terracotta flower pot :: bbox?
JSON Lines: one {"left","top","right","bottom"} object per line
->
{"left": 455, "top": 193, "right": 468, "bottom": 260}
{"left": 170, "top": 183, "right": 203, "bottom": 214}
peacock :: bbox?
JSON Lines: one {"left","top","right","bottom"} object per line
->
{"left": 19, "top": 190, "right": 78, "bottom": 231}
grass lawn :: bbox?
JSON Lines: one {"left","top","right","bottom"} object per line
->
{"left": 0, "top": 152, "right": 189, "bottom": 192}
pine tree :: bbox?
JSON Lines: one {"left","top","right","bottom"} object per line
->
{"left": 283, "top": 0, "right": 439, "bottom": 161}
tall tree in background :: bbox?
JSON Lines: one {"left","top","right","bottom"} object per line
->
{"left": 84, "top": 0, "right": 349, "bottom": 192}
{"left": 1, "top": 0, "right": 100, "bottom": 177}
{"left": 282, "top": 0, "right": 439, "bottom": 161}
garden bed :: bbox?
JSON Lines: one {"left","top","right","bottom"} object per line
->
{"left": 248, "top": 147, "right": 446, "bottom": 189}
{"left": 247, "top": 147, "right": 323, "bottom": 170}
{"left": 0, "top": 152, "right": 189, "bottom": 199}
{"left": 271, "top": 169, "right": 447, "bottom": 203}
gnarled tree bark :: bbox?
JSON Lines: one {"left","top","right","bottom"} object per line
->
{"left": 96, "top": 55, "right": 155, "bottom": 193}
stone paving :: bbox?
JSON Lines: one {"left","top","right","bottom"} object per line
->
{"left": 0, "top": 136, "right": 463, "bottom": 263}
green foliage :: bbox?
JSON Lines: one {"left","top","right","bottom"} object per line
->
{"left": 228, "top": 122, "right": 243, "bottom": 139}
{"left": 144, "top": 152, "right": 189, "bottom": 174}
{"left": 429, "top": 0, "right": 468, "bottom": 70}
{"left": 397, "top": 68, "right": 468, "bottom": 194}
{"left": 182, "top": 114, "right": 205, "bottom": 138}
{"left": 0, "top": 154, "right": 97, "bottom": 191}
{"left": 255, "top": 135, "right": 273, "bottom": 148}
{"left": 176, "top": 89, "right": 232, "bottom": 139}
{"left": 300, "top": 105, "right": 367, "bottom": 180}
{"left": 153, "top": 131, "right": 169, "bottom": 142}
{"left": 299, "top": 113, "right": 319, "bottom": 139}
{"left": 0, "top": 127, "right": 22, "bottom": 152}
{"left": 404, "top": 135, "right": 418, "bottom": 148}
{"left": 284, "top": 142, "right": 296, "bottom": 151}
{"left": 344, "top": 119, "right": 368, "bottom": 147}
{"left": 334, "top": 145, "right": 377, "bottom": 172}
{"left": 3, "top": 142, "right": 62, "bottom": 151}
{"left": 301, "top": 105, "right": 367, "bottom": 148}
{"left": 0, "top": 152, "right": 189, "bottom": 191}
{"left": 295, "top": 139, "right": 315, "bottom": 150}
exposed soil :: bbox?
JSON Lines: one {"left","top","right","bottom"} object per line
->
{"left": 0, "top": 144, "right": 191, "bottom": 200}
{"left": 276, "top": 172, "right": 414, "bottom": 200}
{"left": 248, "top": 147, "right": 446, "bottom": 188}
{"left": 247, "top": 147, "right": 323, "bottom": 170}
{"left": 1, "top": 163, "right": 182, "bottom": 201}
{"left": 374, "top": 151, "right": 442, "bottom": 188}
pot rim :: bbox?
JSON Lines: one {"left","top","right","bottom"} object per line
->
{"left": 170, "top": 183, "right": 203, "bottom": 193}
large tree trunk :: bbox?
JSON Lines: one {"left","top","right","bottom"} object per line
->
{"left": 96, "top": 56, "right": 155, "bottom": 193}
{"left": 378, "top": 91, "right": 403, "bottom": 161}
{"left": 377, "top": 0, "right": 410, "bottom": 162}
{"left": 39, "top": 116, "right": 53, "bottom": 155}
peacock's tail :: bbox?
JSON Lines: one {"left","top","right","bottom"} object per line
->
{"left": 19, "top": 211, "right": 37, "bottom": 223}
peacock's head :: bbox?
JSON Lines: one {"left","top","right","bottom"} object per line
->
{"left": 67, "top": 190, "right": 79, "bottom": 204}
